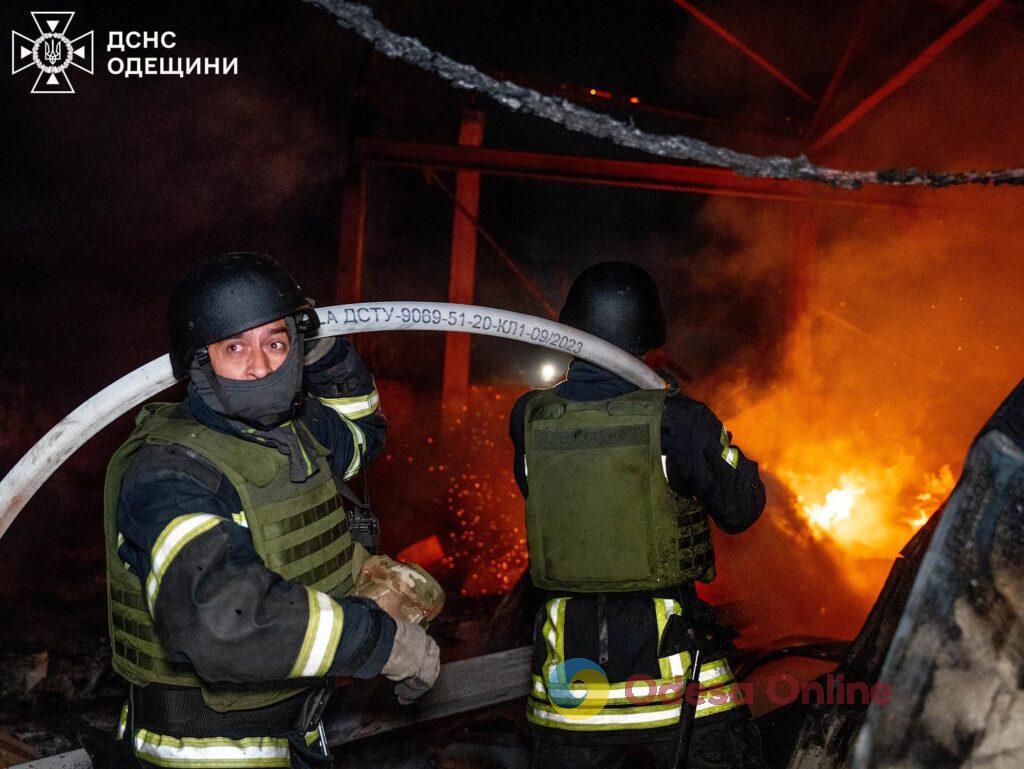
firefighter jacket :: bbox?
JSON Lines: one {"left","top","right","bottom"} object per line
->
{"left": 106, "top": 338, "right": 391, "bottom": 767}
{"left": 509, "top": 360, "right": 765, "bottom": 742}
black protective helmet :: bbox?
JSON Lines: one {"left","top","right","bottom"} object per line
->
{"left": 169, "top": 252, "right": 320, "bottom": 378}
{"left": 558, "top": 261, "right": 666, "bottom": 355}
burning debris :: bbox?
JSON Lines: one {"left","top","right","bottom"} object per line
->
{"left": 0, "top": 644, "right": 124, "bottom": 759}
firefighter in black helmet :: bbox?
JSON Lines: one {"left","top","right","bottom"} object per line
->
{"left": 103, "top": 253, "right": 439, "bottom": 768}
{"left": 510, "top": 262, "right": 768, "bottom": 768}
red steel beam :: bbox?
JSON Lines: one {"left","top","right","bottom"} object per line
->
{"left": 441, "top": 109, "right": 485, "bottom": 412}
{"left": 807, "top": 0, "right": 881, "bottom": 140}
{"left": 810, "top": 0, "right": 1005, "bottom": 152}
{"left": 670, "top": 0, "right": 814, "bottom": 103}
{"left": 354, "top": 138, "right": 916, "bottom": 209}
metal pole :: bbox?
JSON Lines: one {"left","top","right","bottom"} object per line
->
{"left": 806, "top": 0, "right": 881, "bottom": 139}
{"left": 810, "top": 0, "right": 1005, "bottom": 152}
{"left": 441, "top": 108, "right": 485, "bottom": 414}
{"left": 670, "top": 0, "right": 814, "bottom": 103}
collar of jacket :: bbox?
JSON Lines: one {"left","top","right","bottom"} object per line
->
{"left": 556, "top": 359, "right": 638, "bottom": 401}
{"left": 185, "top": 383, "right": 319, "bottom": 482}
{"left": 186, "top": 381, "right": 246, "bottom": 437}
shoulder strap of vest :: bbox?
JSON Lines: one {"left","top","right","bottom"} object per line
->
{"left": 103, "top": 403, "right": 179, "bottom": 529}
{"left": 527, "top": 387, "right": 673, "bottom": 421}
{"left": 605, "top": 387, "right": 672, "bottom": 416}
{"left": 143, "top": 414, "right": 281, "bottom": 488}
{"left": 525, "top": 389, "right": 568, "bottom": 421}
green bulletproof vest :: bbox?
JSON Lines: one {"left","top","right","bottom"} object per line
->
{"left": 104, "top": 403, "right": 357, "bottom": 712}
{"left": 523, "top": 388, "right": 715, "bottom": 592}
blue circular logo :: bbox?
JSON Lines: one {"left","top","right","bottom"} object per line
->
{"left": 546, "top": 657, "right": 609, "bottom": 718}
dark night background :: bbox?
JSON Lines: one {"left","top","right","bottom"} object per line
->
{"left": 0, "top": 0, "right": 807, "bottom": 646}
{"left": 2, "top": 1, "right": 1024, "bottom": 758}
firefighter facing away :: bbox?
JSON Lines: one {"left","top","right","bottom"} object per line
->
{"left": 103, "top": 253, "right": 440, "bottom": 768}
{"left": 510, "top": 262, "right": 768, "bottom": 768}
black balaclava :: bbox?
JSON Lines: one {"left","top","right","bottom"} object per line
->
{"left": 189, "top": 316, "right": 319, "bottom": 481}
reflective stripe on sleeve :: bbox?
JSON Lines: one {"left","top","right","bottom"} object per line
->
{"left": 339, "top": 419, "right": 366, "bottom": 480}
{"left": 318, "top": 390, "right": 380, "bottom": 420}
{"left": 145, "top": 514, "right": 222, "bottom": 615}
{"left": 290, "top": 588, "right": 344, "bottom": 678}
{"left": 719, "top": 427, "right": 739, "bottom": 468}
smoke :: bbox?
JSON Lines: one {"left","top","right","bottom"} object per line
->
{"left": 682, "top": 14, "right": 1024, "bottom": 642}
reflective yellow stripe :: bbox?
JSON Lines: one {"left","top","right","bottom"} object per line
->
{"left": 147, "top": 514, "right": 222, "bottom": 614}
{"left": 528, "top": 680, "right": 743, "bottom": 731}
{"left": 339, "top": 419, "right": 366, "bottom": 480}
{"left": 290, "top": 588, "right": 344, "bottom": 678}
{"left": 117, "top": 702, "right": 128, "bottom": 739}
{"left": 318, "top": 390, "right": 380, "bottom": 420}
{"left": 131, "top": 727, "right": 320, "bottom": 768}
{"left": 531, "top": 661, "right": 737, "bottom": 708}
{"left": 654, "top": 599, "right": 672, "bottom": 679}
{"left": 699, "top": 681, "right": 745, "bottom": 714}
{"left": 655, "top": 599, "right": 688, "bottom": 678}
{"left": 719, "top": 427, "right": 739, "bottom": 468}
{"left": 529, "top": 596, "right": 743, "bottom": 732}
{"left": 528, "top": 698, "right": 680, "bottom": 730}
{"left": 699, "top": 661, "right": 734, "bottom": 688}
{"left": 540, "top": 597, "right": 568, "bottom": 687}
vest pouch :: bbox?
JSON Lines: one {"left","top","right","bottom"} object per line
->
{"left": 525, "top": 394, "right": 664, "bottom": 592}
{"left": 536, "top": 424, "right": 654, "bottom": 587}
{"left": 524, "top": 388, "right": 714, "bottom": 592}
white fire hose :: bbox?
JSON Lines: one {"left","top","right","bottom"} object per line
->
{"left": 0, "top": 302, "right": 664, "bottom": 542}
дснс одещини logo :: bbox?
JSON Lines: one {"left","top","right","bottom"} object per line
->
{"left": 11, "top": 12, "right": 94, "bottom": 94}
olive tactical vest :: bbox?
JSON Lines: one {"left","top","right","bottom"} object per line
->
{"left": 523, "top": 388, "right": 715, "bottom": 592}
{"left": 104, "top": 403, "right": 356, "bottom": 712}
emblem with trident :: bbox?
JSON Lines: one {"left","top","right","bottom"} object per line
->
{"left": 44, "top": 38, "right": 64, "bottom": 65}
{"left": 11, "top": 12, "right": 93, "bottom": 94}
